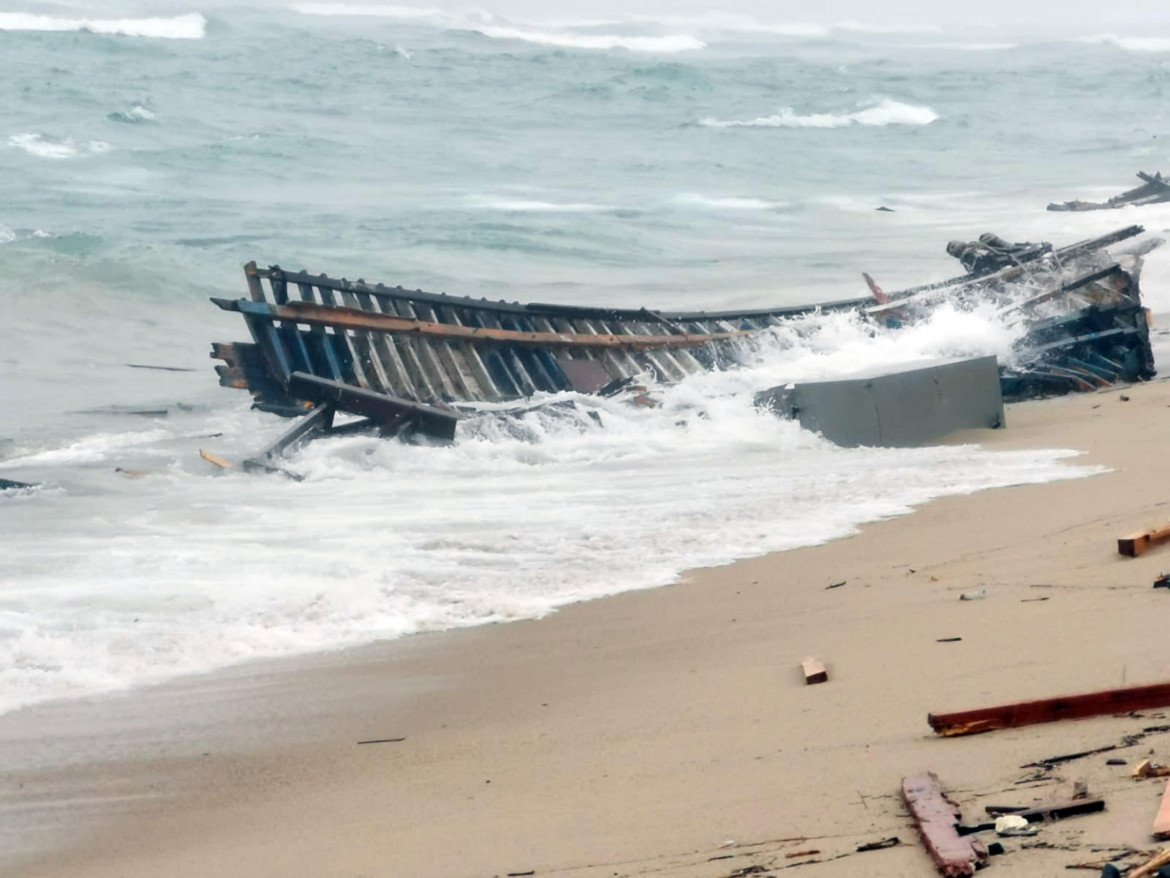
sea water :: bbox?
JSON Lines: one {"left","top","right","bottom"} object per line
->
{"left": 3, "top": 2, "right": 1170, "bottom": 715}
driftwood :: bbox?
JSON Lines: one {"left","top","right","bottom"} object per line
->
{"left": 1154, "top": 781, "right": 1170, "bottom": 840}
{"left": 902, "top": 773, "right": 988, "bottom": 877}
{"left": 928, "top": 680, "right": 1170, "bottom": 736}
{"left": 1130, "top": 848, "right": 1170, "bottom": 878}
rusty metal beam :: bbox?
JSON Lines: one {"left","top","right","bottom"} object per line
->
{"left": 212, "top": 298, "right": 754, "bottom": 352}
{"left": 929, "top": 680, "right": 1170, "bottom": 736}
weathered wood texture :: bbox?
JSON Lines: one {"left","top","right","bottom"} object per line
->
{"left": 1154, "top": 781, "right": 1170, "bottom": 840}
{"left": 1119, "top": 525, "right": 1170, "bottom": 557}
{"left": 287, "top": 372, "right": 460, "bottom": 441}
{"left": 901, "top": 773, "right": 988, "bottom": 877}
{"left": 929, "top": 681, "right": 1170, "bottom": 736}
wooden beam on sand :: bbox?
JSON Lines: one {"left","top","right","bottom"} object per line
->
{"left": 1119, "top": 524, "right": 1170, "bottom": 557}
{"left": 929, "top": 681, "right": 1170, "bottom": 737}
{"left": 901, "top": 773, "right": 988, "bottom": 877}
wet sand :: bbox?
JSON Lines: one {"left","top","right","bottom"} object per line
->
{"left": 6, "top": 379, "right": 1170, "bottom": 877}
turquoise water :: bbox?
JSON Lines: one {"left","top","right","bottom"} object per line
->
{"left": 0, "top": 5, "right": 1163, "bottom": 715}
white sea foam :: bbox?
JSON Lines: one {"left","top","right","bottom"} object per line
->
{"left": 472, "top": 26, "right": 704, "bottom": 53}
{"left": 468, "top": 196, "right": 611, "bottom": 212}
{"left": 0, "top": 303, "right": 1100, "bottom": 716}
{"left": 108, "top": 105, "right": 157, "bottom": 124}
{"left": 672, "top": 193, "right": 788, "bottom": 210}
{"left": 7, "top": 134, "right": 111, "bottom": 159}
{"left": 701, "top": 99, "right": 939, "bottom": 129}
{"left": 1079, "top": 34, "right": 1170, "bottom": 52}
{"left": 0, "top": 12, "right": 206, "bottom": 39}
{"left": 0, "top": 225, "right": 15, "bottom": 245}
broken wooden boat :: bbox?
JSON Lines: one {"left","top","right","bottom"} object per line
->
{"left": 209, "top": 224, "right": 1157, "bottom": 460}
{"left": 1048, "top": 171, "right": 1170, "bottom": 212}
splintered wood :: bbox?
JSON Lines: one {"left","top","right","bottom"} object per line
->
{"left": 901, "top": 773, "right": 988, "bottom": 877}
{"left": 801, "top": 658, "right": 828, "bottom": 685}
{"left": 1118, "top": 524, "right": 1170, "bottom": 557}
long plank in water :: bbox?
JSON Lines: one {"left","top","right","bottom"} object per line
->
{"left": 901, "top": 773, "right": 988, "bottom": 877}
{"left": 287, "top": 372, "right": 459, "bottom": 441}
{"left": 928, "top": 680, "right": 1170, "bottom": 736}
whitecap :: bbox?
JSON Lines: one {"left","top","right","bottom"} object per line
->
{"left": 672, "top": 193, "right": 788, "bottom": 210}
{"left": 7, "top": 134, "right": 111, "bottom": 159}
{"left": 701, "top": 98, "right": 939, "bottom": 129}
{"left": 471, "top": 26, "right": 705, "bottom": 53}
{"left": 108, "top": 105, "right": 157, "bottom": 124}
{"left": 0, "top": 12, "right": 206, "bottom": 39}
{"left": 468, "top": 196, "right": 611, "bottom": 212}
{"left": 1079, "top": 34, "right": 1170, "bottom": 52}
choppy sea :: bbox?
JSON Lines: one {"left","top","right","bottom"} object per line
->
{"left": 3, "top": 2, "right": 1170, "bottom": 716}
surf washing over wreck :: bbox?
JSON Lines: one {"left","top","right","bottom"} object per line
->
{"left": 207, "top": 223, "right": 1157, "bottom": 469}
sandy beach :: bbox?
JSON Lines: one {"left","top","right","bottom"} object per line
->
{"left": 7, "top": 378, "right": 1170, "bottom": 878}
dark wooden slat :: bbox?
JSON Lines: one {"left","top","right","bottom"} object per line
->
{"left": 287, "top": 372, "right": 459, "bottom": 441}
{"left": 929, "top": 680, "right": 1170, "bottom": 736}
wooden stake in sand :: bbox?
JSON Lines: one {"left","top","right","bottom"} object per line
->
{"left": 1154, "top": 780, "right": 1170, "bottom": 840}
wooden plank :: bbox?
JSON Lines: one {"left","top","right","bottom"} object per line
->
{"left": 214, "top": 298, "right": 754, "bottom": 352}
{"left": 1132, "top": 848, "right": 1170, "bottom": 878}
{"left": 801, "top": 657, "right": 828, "bottom": 685}
{"left": 1119, "top": 524, "right": 1170, "bottom": 557}
{"left": 286, "top": 372, "right": 459, "bottom": 441}
{"left": 901, "top": 773, "right": 988, "bottom": 877}
{"left": 929, "top": 680, "right": 1170, "bottom": 736}
{"left": 250, "top": 404, "right": 335, "bottom": 464}
{"left": 1154, "top": 781, "right": 1170, "bottom": 840}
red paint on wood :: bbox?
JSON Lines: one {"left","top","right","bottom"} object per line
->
{"left": 902, "top": 773, "right": 988, "bottom": 877}
{"left": 928, "top": 680, "right": 1170, "bottom": 736}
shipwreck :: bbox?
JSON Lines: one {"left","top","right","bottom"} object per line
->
{"left": 1048, "top": 171, "right": 1170, "bottom": 212}
{"left": 208, "top": 224, "right": 1156, "bottom": 467}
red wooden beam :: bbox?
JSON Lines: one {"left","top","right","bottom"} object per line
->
{"left": 902, "top": 773, "right": 988, "bottom": 877}
{"left": 929, "top": 680, "right": 1170, "bottom": 737}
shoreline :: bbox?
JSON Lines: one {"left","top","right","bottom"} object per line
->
{"left": 6, "top": 379, "right": 1170, "bottom": 876}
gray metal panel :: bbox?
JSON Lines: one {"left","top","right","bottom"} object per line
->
{"left": 756, "top": 356, "right": 1004, "bottom": 448}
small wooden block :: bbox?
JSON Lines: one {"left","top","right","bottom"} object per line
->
{"left": 802, "top": 658, "right": 828, "bottom": 685}
{"left": 1119, "top": 531, "right": 1152, "bottom": 557}
{"left": 1154, "top": 780, "right": 1170, "bottom": 839}
{"left": 199, "top": 449, "right": 233, "bottom": 469}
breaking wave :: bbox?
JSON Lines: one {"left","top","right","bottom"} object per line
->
{"left": 1079, "top": 34, "right": 1170, "bottom": 52}
{"left": 292, "top": 3, "right": 463, "bottom": 23}
{"left": 468, "top": 196, "right": 612, "bottom": 212}
{"left": 672, "top": 193, "right": 789, "bottom": 210}
{"left": 701, "top": 99, "right": 939, "bottom": 129}
{"left": 107, "top": 106, "right": 157, "bottom": 124}
{"left": 0, "top": 12, "right": 206, "bottom": 39}
{"left": 471, "top": 26, "right": 705, "bottom": 53}
{"left": 8, "top": 134, "right": 112, "bottom": 160}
